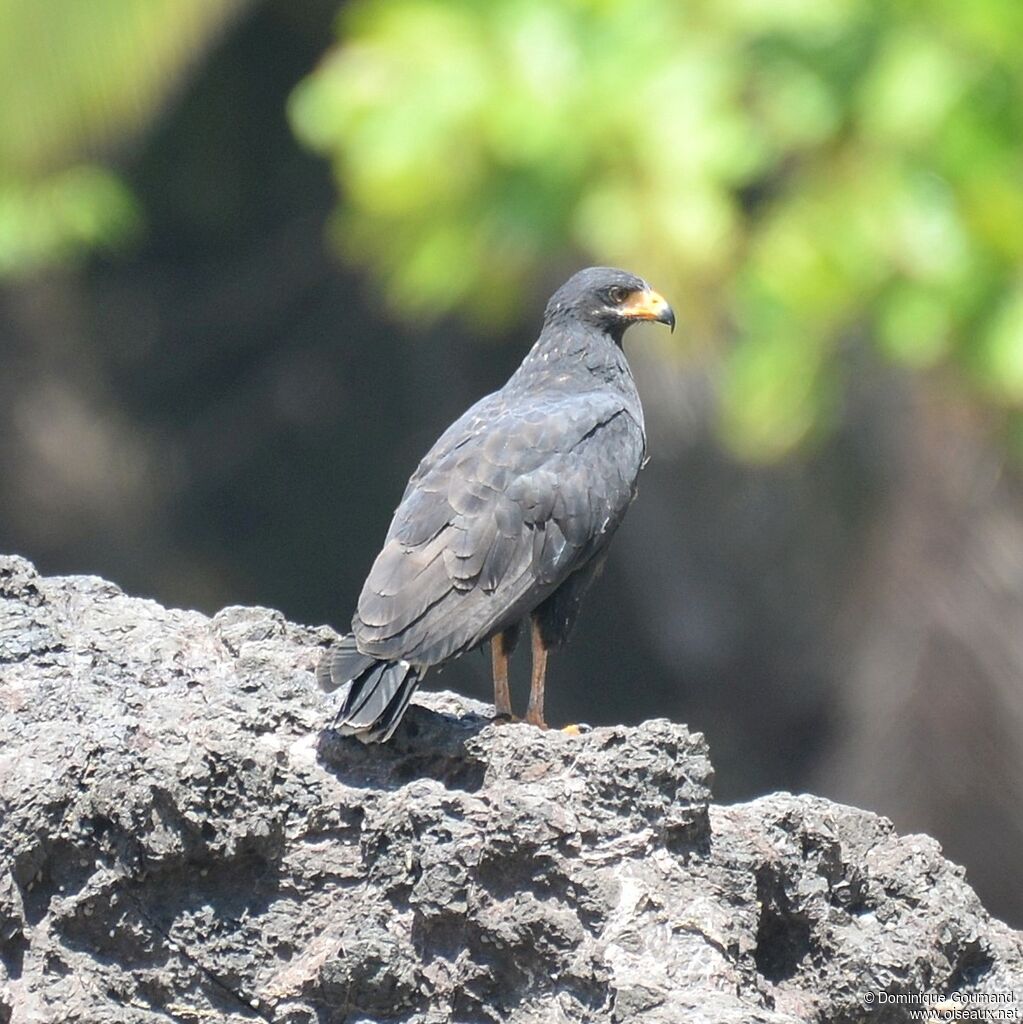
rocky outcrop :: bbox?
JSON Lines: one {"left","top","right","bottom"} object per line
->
{"left": 0, "top": 554, "right": 1020, "bottom": 1023}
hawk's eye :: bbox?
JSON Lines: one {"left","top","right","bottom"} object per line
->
{"left": 607, "top": 286, "right": 630, "bottom": 305}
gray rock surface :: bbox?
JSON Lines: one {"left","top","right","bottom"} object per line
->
{"left": 0, "top": 554, "right": 1020, "bottom": 1024}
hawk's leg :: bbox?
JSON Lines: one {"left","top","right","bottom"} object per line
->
{"left": 490, "top": 626, "right": 518, "bottom": 718}
{"left": 525, "top": 615, "right": 549, "bottom": 728}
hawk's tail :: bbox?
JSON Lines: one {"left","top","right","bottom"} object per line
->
{"left": 316, "top": 635, "right": 422, "bottom": 743}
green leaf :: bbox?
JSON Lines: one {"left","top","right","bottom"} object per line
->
{"left": 289, "top": 0, "right": 1023, "bottom": 459}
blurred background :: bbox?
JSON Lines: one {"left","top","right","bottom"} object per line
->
{"left": 2, "top": 0, "right": 1022, "bottom": 926}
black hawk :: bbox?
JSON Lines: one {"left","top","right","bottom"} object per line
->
{"left": 318, "top": 266, "right": 674, "bottom": 740}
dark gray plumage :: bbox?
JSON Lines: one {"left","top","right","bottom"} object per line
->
{"left": 318, "top": 267, "right": 675, "bottom": 741}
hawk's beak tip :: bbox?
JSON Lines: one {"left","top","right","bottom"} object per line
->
{"left": 622, "top": 287, "right": 676, "bottom": 332}
{"left": 648, "top": 291, "right": 675, "bottom": 333}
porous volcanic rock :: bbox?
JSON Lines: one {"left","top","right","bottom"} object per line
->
{"left": 0, "top": 555, "right": 1020, "bottom": 1023}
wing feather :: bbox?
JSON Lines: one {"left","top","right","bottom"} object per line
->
{"left": 354, "top": 392, "right": 644, "bottom": 665}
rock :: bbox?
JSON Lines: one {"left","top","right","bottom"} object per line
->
{"left": 0, "top": 553, "right": 1020, "bottom": 1023}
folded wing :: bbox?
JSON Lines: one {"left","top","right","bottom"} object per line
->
{"left": 354, "top": 392, "right": 644, "bottom": 666}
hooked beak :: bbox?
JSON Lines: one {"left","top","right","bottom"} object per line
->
{"left": 620, "top": 287, "right": 676, "bottom": 333}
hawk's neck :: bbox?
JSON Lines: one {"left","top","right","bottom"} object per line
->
{"left": 515, "top": 322, "right": 633, "bottom": 382}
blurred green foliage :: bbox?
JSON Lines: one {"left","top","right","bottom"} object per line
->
{"left": 2, "top": 0, "right": 1021, "bottom": 461}
{"left": 289, "top": 0, "right": 1023, "bottom": 459}
{"left": 0, "top": 0, "right": 245, "bottom": 275}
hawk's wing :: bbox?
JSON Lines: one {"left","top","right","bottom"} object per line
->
{"left": 353, "top": 391, "right": 645, "bottom": 666}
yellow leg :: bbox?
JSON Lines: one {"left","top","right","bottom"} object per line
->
{"left": 491, "top": 631, "right": 514, "bottom": 718}
{"left": 525, "top": 617, "right": 548, "bottom": 728}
